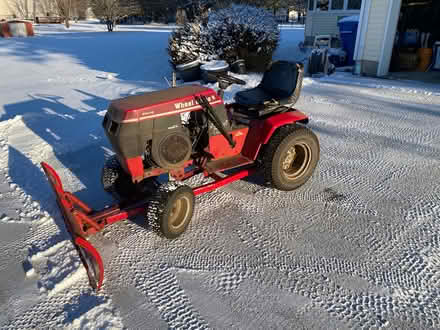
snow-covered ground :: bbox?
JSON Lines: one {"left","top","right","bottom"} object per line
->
{"left": 1, "top": 22, "right": 440, "bottom": 329}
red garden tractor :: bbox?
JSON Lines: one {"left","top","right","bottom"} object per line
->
{"left": 41, "top": 60, "right": 319, "bottom": 290}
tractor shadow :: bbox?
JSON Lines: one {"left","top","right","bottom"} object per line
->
{"left": 5, "top": 91, "right": 116, "bottom": 230}
{"left": 239, "top": 170, "right": 266, "bottom": 186}
{"left": 220, "top": 167, "right": 268, "bottom": 194}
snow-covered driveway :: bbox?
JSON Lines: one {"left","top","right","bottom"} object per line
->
{"left": 0, "top": 23, "right": 440, "bottom": 329}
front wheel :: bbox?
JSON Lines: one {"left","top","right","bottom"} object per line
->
{"left": 101, "top": 156, "right": 136, "bottom": 200}
{"left": 146, "top": 184, "right": 195, "bottom": 239}
{"left": 262, "top": 126, "right": 319, "bottom": 191}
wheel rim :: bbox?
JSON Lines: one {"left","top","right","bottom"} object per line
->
{"left": 282, "top": 142, "right": 312, "bottom": 180}
{"left": 169, "top": 195, "right": 191, "bottom": 231}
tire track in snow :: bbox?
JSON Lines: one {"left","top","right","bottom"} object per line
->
{"left": 166, "top": 253, "right": 440, "bottom": 329}
{"left": 2, "top": 57, "right": 440, "bottom": 329}
{"left": 134, "top": 266, "right": 210, "bottom": 329}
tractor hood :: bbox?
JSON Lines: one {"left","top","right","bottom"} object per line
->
{"left": 106, "top": 85, "right": 221, "bottom": 124}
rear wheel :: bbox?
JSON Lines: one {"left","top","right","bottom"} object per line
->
{"left": 146, "top": 184, "right": 195, "bottom": 239}
{"left": 262, "top": 125, "right": 319, "bottom": 191}
{"left": 101, "top": 156, "right": 136, "bottom": 200}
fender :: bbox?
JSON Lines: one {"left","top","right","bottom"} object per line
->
{"left": 241, "top": 110, "right": 309, "bottom": 160}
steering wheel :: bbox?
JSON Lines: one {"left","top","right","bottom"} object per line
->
{"left": 216, "top": 73, "right": 246, "bottom": 86}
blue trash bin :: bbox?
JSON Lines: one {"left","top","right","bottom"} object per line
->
{"left": 337, "top": 15, "right": 359, "bottom": 66}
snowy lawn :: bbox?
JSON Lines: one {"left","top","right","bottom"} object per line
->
{"left": 1, "top": 22, "right": 440, "bottom": 329}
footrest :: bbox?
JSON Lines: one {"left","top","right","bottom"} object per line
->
{"left": 205, "top": 154, "right": 253, "bottom": 173}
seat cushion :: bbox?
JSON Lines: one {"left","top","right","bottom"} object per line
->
{"left": 235, "top": 86, "right": 273, "bottom": 107}
{"left": 235, "top": 61, "right": 299, "bottom": 108}
{"left": 234, "top": 105, "right": 286, "bottom": 119}
{"left": 260, "top": 61, "right": 298, "bottom": 98}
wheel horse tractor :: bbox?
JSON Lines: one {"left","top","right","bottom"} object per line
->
{"left": 41, "top": 60, "right": 320, "bottom": 290}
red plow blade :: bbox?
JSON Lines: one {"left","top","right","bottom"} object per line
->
{"left": 40, "top": 160, "right": 257, "bottom": 291}
{"left": 41, "top": 162, "right": 104, "bottom": 290}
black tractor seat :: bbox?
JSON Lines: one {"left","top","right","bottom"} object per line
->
{"left": 233, "top": 61, "right": 304, "bottom": 119}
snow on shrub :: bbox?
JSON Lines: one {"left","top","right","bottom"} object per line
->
{"left": 168, "top": 4, "right": 279, "bottom": 68}
{"left": 167, "top": 22, "right": 207, "bottom": 67}
{"left": 202, "top": 4, "right": 280, "bottom": 63}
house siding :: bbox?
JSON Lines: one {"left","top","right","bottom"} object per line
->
{"left": 305, "top": 11, "right": 361, "bottom": 45}
{"left": 362, "top": 0, "right": 388, "bottom": 62}
{"left": 311, "top": 14, "right": 341, "bottom": 36}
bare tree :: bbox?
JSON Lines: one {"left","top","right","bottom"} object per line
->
{"left": 37, "top": 0, "right": 59, "bottom": 16}
{"left": 55, "top": 0, "right": 74, "bottom": 27}
{"left": 7, "top": 0, "right": 30, "bottom": 18}
{"left": 264, "top": 0, "right": 291, "bottom": 14}
{"left": 90, "top": 0, "right": 140, "bottom": 31}
{"left": 72, "top": 0, "right": 90, "bottom": 20}
{"left": 227, "top": 0, "right": 306, "bottom": 17}
{"left": 289, "top": 0, "right": 306, "bottom": 14}
{"left": 137, "top": 0, "right": 179, "bottom": 23}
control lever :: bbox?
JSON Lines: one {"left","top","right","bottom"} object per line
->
{"left": 195, "top": 95, "right": 236, "bottom": 149}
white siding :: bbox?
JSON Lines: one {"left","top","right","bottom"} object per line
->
{"left": 312, "top": 14, "right": 341, "bottom": 36}
{"left": 305, "top": 11, "right": 360, "bottom": 37}
{"left": 362, "top": 0, "right": 389, "bottom": 61}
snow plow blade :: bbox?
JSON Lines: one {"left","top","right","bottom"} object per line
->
{"left": 41, "top": 162, "right": 104, "bottom": 290}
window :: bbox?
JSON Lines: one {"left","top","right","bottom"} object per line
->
{"left": 317, "top": 0, "right": 329, "bottom": 11}
{"left": 347, "top": 0, "right": 362, "bottom": 10}
{"left": 308, "top": 0, "right": 362, "bottom": 12}
{"left": 331, "top": 0, "right": 344, "bottom": 10}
